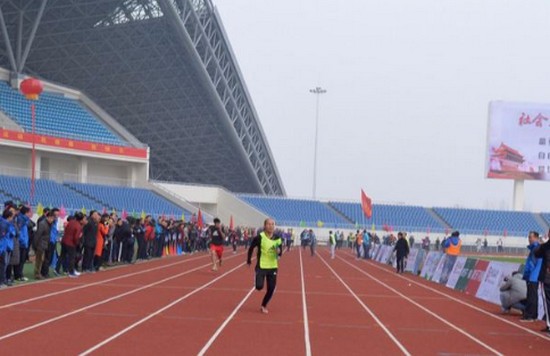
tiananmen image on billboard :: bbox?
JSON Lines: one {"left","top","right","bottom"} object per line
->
{"left": 487, "top": 101, "right": 550, "bottom": 181}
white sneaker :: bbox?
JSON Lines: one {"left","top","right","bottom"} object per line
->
{"left": 73, "top": 271, "right": 81, "bottom": 276}
{"left": 68, "top": 273, "right": 79, "bottom": 278}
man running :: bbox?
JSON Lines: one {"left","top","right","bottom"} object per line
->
{"left": 247, "top": 218, "right": 283, "bottom": 314}
{"left": 209, "top": 218, "right": 225, "bottom": 271}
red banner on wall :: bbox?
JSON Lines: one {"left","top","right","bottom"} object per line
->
{"left": 464, "top": 259, "right": 490, "bottom": 296}
{"left": 0, "top": 128, "right": 147, "bottom": 159}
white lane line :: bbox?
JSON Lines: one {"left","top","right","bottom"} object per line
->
{"left": 336, "top": 255, "right": 504, "bottom": 355}
{"left": 0, "top": 253, "right": 242, "bottom": 341}
{"left": 79, "top": 262, "right": 247, "bottom": 356}
{"left": 360, "top": 256, "right": 550, "bottom": 342}
{"left": 299, "top": 248, "right": 312, "bottom": 356}
{"left": 316, "top": 253, "right": 411, "bottom": 356}
{"left": 197, "top": 287, "right": 255, "bottom": 356}
{"left": 0, "top": 253, "right": 213, "bottom": 310}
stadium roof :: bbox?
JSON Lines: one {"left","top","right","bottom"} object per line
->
{"left": 0, "top": 0, "right": 285, "bottom": 195}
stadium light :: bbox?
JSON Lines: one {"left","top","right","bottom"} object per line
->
{"left": 309, "top": 86, "right": 327, "bottom": 199}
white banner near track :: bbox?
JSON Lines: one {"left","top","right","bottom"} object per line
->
{"left": 405, "top": 248, "right": 420, "bottom": 273}
{"left": 420, "top": 251, "right": 443, "bottom": 280}
{"left": 431, "top": 254, "right": 448, "bottom": 283}
{"left": 445, "top": 256, "right": 467, "bottom": 289}
{"left": 476, "top": 261, "right": 521, "bottom": 305}
{"left": 371, "top": 244, "right": 381, "bottom": 260}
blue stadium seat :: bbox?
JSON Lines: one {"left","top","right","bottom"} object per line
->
{"left": 65, "top": 182, "right": 190, "bottom": 219}
{"left": 0, "top": 81, "right": 128, "bottom": 146}
{"left": 433, "top": 207, "right": 543, "bottom": 236}
{"left": 0, "top": 175, "right": 189, "bottom": 219}
{"left": 0, "top": 174, "right": 98, "bottom": 212}
{"left": 541, "top": 213, "right": 550, "bottom": 228}
{"left": 239, "top": 195, "right": 352, "bottom": 228}
{"left": 329, "top": 201, "right": 445, "bottom": 233}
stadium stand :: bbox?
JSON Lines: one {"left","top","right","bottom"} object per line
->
{"left": 0, "top": 174, "right": 189, "bottom": 218}
{"left": 0, "top": 81, "right": 127, "bottom": 146}
{"left": 65, "top": 182, "right": 190, "bottom": 218}
{"left": 541, "top": 213, "right": 550, "bottom": 227}
{"left": 0, "top": 174, "right": 97, "bottom": 211}
{"left": 329, "top": 201, "right": 446, "bottom": 232}
{"left": 433, "top": 207, "right": 543, "bottom": 236}
{"left": 239, "top": 195, "right": 351, "bottom": 228}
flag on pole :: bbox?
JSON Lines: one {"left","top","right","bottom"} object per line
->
{"left": 371, "top": 223, "right": 376, "bottom": 232}
{"left": 81, "top": 206, "right": 87, "bottom": 215}
{"left": 360, "top": 189, "right": 373, "bottom": 219}
{"left": 197, "top": 209, "right": 203, "bottom": 229}
{"left": 299, "top": 220, "right": 306, "bottom": 228}
{"left": 141, "top": 210, "right": 146, "bottom": 220}
{"left": 181, "top": 212, "right": 186, "bottom": 222}
{"left": 121, "top": 209, "right": 128, "bottom": 220}
{"left": 317, "top": 220, "right": 324, "bottom": 228}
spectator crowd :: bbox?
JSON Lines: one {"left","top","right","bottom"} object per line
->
{"left": 0, "top": 200, "right": 261, "bottom": 286}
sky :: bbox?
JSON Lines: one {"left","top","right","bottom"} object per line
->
{"left": 214, "top": 0, "right": 550, "bottom": 212}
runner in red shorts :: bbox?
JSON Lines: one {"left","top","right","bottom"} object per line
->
{"left": 209, "top": 218, "right": 225, "bottom": 271}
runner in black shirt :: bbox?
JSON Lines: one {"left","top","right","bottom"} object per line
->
{"left": 209, "top": 218, "right": 225, "bottom": 271}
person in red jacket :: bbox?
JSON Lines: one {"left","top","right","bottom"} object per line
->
{"left": 94, "top": 214, "right": 109, "bottom": 271}
{"left": 57, "top": 212, "right": 86, "bottom": 277}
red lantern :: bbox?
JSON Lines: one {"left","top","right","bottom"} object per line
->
{"left": 20, "top": 77, "right": 43, "bottom": 100}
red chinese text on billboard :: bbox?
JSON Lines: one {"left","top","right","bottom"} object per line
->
{"left": 519, "top": 113, "right": 549, "bottom": 127}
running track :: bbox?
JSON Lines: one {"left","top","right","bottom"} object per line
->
{"left": 0, "top": 248, "right": 548, "bottom": 355}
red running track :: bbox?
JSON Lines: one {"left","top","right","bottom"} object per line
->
{"left": 0, "top": 247, "right": 549, "bottom": 355}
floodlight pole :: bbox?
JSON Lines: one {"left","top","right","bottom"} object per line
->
{"left": 512, "top": 180, "right": 524, "bottom": 211}
{"left": 309, "top": 86, "right": 326, "bottom": 199}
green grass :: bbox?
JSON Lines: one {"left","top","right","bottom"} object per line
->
{"left": 474, "top": 256, "right": 525, "bottom": 264}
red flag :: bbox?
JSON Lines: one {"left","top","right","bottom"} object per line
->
{"left": 503, "top": 229, "right": 508, "bottom": 237}
{"left": 360, "top": 189, "right": 373, "bottom": 219}
{"left": 229, "top": 215, "right": 234, "bottom": 230}
{"left": 121, "top": 209, "right": 128, "bottom": 220}
{"left": 197, "top": 209, "right": 203, "bottom": 229}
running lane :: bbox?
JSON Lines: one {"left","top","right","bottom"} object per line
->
{"left": 0, "top": 252, "right": 246, "bottom": 353}
{"left": 317, "top": 249, "right": 504, "bottom": 355}
{"left": 199, "top": 248, "right": 307, "bottom": 355}
{"left": 345, "top": 253, "right": 550, "bottom": 354}
{"left": 302, "top": 248, "right": 406, "bottom": 355}
{"left": 0, "top": 254, "right": 208, "bottom": 308}
{"left": 85, "top": 253, "right": 257, "bottom": 354}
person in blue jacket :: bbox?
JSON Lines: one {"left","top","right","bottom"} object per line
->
{"left": 41, "top": 208, "right": 59, "bottom": 278}
{"left": 0, "top": 207, "right": 16, "bottom": 287}
{"left": 522, "top": 231, "right": 543, "bottom": 322}
{"left": 13, "top": 206, "right": 31, "bottom": 282}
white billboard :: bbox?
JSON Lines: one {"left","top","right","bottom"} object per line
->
{"left": 487, "top": 101, "right": 550, "bottom": 181}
